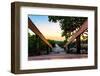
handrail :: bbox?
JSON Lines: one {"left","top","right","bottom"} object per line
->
{"left": 64, "top": 20, "right": 88, "bottom": 47}
{"left": 28, "top": 17, "right": 53, "bottom": 48}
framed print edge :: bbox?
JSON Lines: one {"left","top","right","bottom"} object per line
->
{"left": 11, "top": 2, "right": 20, "bottom": 74}
{"left": 11, "top": 2, "right": 98, "bottom": 74}
{"left": 94, "top": 7, "right": 98, "bottom": 69}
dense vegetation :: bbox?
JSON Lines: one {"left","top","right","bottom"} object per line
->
{"left": 28, "top": 33, "right": 64, "bottom": 56}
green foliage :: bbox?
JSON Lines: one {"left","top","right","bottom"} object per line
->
{"left": 48, "top": 40, "right": 55, "bottom": 47}
{"left": 28, "top": 33, "right": 36, "bottom": 49}
{"left": 48, "top": 16, "right": 87, "bottom": 41}
{"left": 28, "top": 33, "right": 51, "bottom": 56}
{"left": 48, "top": 40, "right": 64, "bottom": 48}
{"left": 54, "top": 40, "right": 64, "bottom": 48}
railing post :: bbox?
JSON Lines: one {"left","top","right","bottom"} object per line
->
{"left": 76, "top": 35, "right": 81, "bottom": 54}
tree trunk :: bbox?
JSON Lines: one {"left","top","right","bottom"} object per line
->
{"left": 76, "top": 35, "right": 81, "bottom": 54}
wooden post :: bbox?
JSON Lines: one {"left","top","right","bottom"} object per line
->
{"left": 76, "top": 35, "right": 81, "bottom": 54}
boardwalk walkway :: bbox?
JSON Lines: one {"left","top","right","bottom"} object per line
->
{"left": 28, "top": 44, "right": 87, "bottom": 60}
{"left": 28, "top": 53, "right": 87, "bottom": 60}
{"left": 28, "top": 18, "right": 88, "bottom": 61}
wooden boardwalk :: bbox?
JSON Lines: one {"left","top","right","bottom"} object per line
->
{"left": 28, "top": 18, "right": 88, "bottom": 60}
{"left": 28, "top": 53, "right": 88, "bottom": 60}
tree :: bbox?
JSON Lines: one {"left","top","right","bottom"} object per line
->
{"left": 28, "top": 33, "right": 52, "bottom": 56}
{"left": 48, "top": 16, "right": 87, "bottom": 54}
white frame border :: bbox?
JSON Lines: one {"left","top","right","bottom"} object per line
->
{"left": 20, "top": 6, "right": 95, "bottom": 70}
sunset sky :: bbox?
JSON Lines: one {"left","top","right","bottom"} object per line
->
{"left": 28, "top": 15, "right": 65, "bottom": 41}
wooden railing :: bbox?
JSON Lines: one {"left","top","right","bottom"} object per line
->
{"left": 64, "top": 20, "right": 88, "bottom": 47}
{"left": 28, "top": 18, "right": 53, "bottom": 48}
